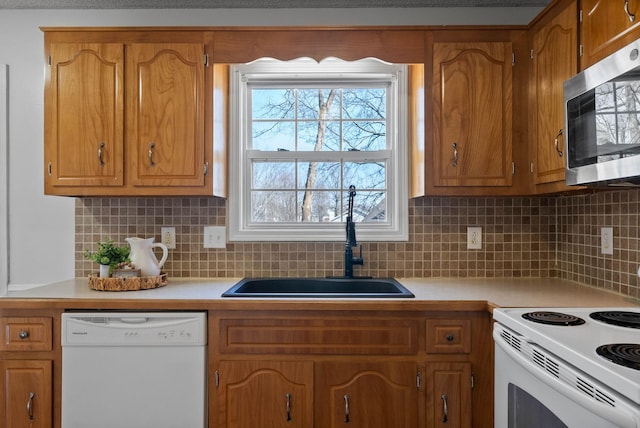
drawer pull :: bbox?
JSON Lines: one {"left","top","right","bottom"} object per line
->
{"left": 19, "top": 331, "right": 29, "bottom": 339}
{"left": 27, "top": 392, "right": 35, "bottom": 420}
{"left": 446, "top": 334, "right": 454, "bottom": 342}
{"left": 285, "top": 393, "right": 291, "bottom": 421}
{"left": 98, "top": 141, "right": 105, "bottom": 166}
{"left": 148, "top": 142, "right": 156, "bottom": 166}
{"left": 452, "top": 142, "right": 458, "bottom": 167}
{"left": 625, "top": 0, "right": 636, "bottom": 22}
{"left": 441, "top": 394, "right": 448, "bottom": 423}
{"left": 553, "top": 129, "right": 564, "bottom": 157}
{"left": 344, "top": 394, "right": 350, "bottom": 423}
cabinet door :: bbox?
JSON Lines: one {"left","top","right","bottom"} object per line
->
{"left": 315, "top": 361, "right": 419, "bottom": 428}
{"left": 0, "top": 360, "right": 52, "bottom": 428}
{"left": 532, "top": 1, "right": 578, "bottom": 185}
{"left": 127, "top": 43, "right": 206, "bottom": 187}
{"left": 426, "top": 362, "right": 471, "bottom": 428}
{"left": 581, "top": 0, "right": 640, "bottom": 68}
{"left": 45, "top": 43, "right": 124, "bottom": 191}
{"left": 432, "top": 41, "right": 513, "bottom": 187}
{"left": 216, "top": 360, "right": 313, "bottom": 428}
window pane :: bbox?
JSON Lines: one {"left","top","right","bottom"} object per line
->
{"left": 251, "top": 191, "right": 297, "bottom": 222}
{"left": 297, "top": 121, "right": 341, "bottom": 151}
{"left": 252, "top": 162, "right": 295, "bottom": 189}
{"left": 297, "top": 162, "right": 341, "bottom": 189}
{"left": 252, "top": 88, "right": 295, "bottom": 120}
{"left": 298, "top": 190, "right": 341, "bottom": 222}
{"left": 252, "top": 121, "right": 295, "bottom": 151}
{"left": 343, "top": 88, "right": 386, "bottom": 119}
{"left": 343, "top": 161, "right": 386, "bottom": 189}
{"left": 344, "top": 190, "right": 387, "bottom": 223}
{"left": 343, "top": 121, "right": 386, "bottom": 151}
{"left": 298, "top": 88, "right": 341, "bottom": 119}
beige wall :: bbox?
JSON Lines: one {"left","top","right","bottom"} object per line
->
{"left": 557, "top": 190, "right": 640, "bottom": 299}
{"left": 76, "top": 195, "right": 558, "bottom": 279}
{"left": 76, "top": 189, "right": 640, "bottom": 300}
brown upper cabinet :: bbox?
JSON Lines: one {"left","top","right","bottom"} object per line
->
{"left": 529, "top": 0, "right": 578, "bottom": 190}
{"left": 425, "top": 30, "right": 532, "bottom": 196}
{"left": 580, "top": 0, "right": 640, "bottom": 69}
{"left": 44, "top": 11, "right": 628, "bottom": 199}
{"left": 43, "top": 30, "right": 218, "bottom": 196}
{"left": 45, "top": 42, "right": 125, "bottom": 191}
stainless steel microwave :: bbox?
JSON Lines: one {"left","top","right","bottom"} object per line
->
{"left": 564, "top": 38, "right": 640, "bottom": 186}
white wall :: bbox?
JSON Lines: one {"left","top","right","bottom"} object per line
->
{"left": 0, "top": 7, "right": 542, "bottom": 291}
{"left": 0, "top": 65, "right": 7, "bottom": 295}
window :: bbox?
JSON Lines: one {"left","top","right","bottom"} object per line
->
{"left": 228, "top": 58, "right": 408, "bottom": 242}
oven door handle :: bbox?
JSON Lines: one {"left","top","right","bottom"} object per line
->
{"left": 494, "top": 325, "right": 640, "bottom": 428}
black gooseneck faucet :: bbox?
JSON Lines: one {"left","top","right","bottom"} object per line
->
{"left": 344, "top": 185, "right": 364, "bottom": 278}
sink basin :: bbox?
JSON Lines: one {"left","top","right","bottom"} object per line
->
{"left": 222, "top": 277, "right": 414, "bottom": 298}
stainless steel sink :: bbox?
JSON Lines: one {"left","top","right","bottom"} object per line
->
{"left": 222, "top": 277, "right": 414, "bottom": 298}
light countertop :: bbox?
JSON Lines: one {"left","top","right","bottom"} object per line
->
{"left": 2, "top": 277, "right": 638, "bottom": 311}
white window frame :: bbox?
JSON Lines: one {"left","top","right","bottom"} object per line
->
{"left": 228, "top": 58, "right": 408, "bottom": 242}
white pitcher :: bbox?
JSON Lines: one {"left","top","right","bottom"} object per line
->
{"left": 126, "top": 237, "right": 168, "bottom": 277}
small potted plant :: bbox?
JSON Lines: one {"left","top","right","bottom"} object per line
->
{"left": 83, "top": 239, "right": 130, "bottom": 278}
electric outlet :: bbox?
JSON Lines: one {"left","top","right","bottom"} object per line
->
{"left": 601, "top": 227, "right": 613, "bottom": 255}
{"left": 467, "top": 226, "right": 482, "bottom": 250}
{"left": 161, "top": 227, "right": 176, "bottom": 249}
{"left": 204, "top": 226, "right": 226, "bottom": 249}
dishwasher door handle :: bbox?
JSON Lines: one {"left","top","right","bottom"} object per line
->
{"left": 119, "top": 317, "right": 149, "bottom": 324}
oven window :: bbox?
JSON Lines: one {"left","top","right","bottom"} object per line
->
{"left": 508, "top": 383, "right": 568, "bottom": 428}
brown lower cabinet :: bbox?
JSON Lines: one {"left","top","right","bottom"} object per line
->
{"left": 0, "top": 314, "right": 56, "bottom": 428}
{"left": 211, "top": 309, "right": 492, "bottom": 428}
{"left": 426, "top": 362, "right": 472, "bottom": 428}
{"left": 0, "top": 307, "right": 492, "bottom": 428}
{"left": 315, "top": 361, "right": 419, "bottom": 428}
{"left": 216, "top": 360, "right": 314, "bottom": 427}
{"left": 0, "top": 360, "right": 52, "bottom": 428}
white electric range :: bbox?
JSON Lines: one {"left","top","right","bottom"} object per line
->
{"left": 493, "top": 307, "right": 640, "bottom": 428}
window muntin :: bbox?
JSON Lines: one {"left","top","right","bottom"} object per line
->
{"left": 229, "top": 58, "right": 407, "bottom": 242}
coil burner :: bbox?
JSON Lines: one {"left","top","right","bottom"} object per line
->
{"left": 521, "top": 311, "right": 586, "bottom": 326}
{"left": 590, "top": 311, "right": 640, "bottom": 329}
{"left": 596, "top": 344, "right": 640, "bottom": 370}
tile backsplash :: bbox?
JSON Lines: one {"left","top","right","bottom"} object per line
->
{"left": 75, "top": 189, "right": 640, "bottom": 300}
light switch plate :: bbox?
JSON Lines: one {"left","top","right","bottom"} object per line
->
{"left": 601, "top": 227, "right": 613, "bottom": 255}
{"left": 204, "top": 226, "right": 226, "bottom": 249}
{"left": 467, "top": 226, "right": 482, "bottom": 250}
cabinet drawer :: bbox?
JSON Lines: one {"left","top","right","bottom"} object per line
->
{"left": 0, "top": 317, "right": 53, "bottom": 352}
{"left": 426, "top": 319, "right": 471, "bottom": 354}
{"left": 219, "top": 316, "right": 419, "bottom": 355}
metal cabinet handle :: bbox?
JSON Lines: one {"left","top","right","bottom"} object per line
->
{"left": 148, "top": 142, "right": 156, "bottom": 166}
{"left": 98, "top": 142, "right": 105, "bottom": 166}
{"left": 452, "top": 143, "right": 458, "bottom": 167}
{"left": 285, "top": 393, "right": 291, "bottom": 421}
{"left": 27, "top": 392, "right": 35, "bottom": 420}
{"left": 446, "top": 334, "right": 454, "bottom": 342}
{"left": 554, "top": 129, "right": 564, "bottom": 157}
{"left": 625, "top": 0, "right": 636, "bottom": 22}
{"left": 344, "top": 394, "right": 350, "bottom": 423}
{"left": 19, "top": 330, "right": 29, "bottom": 339}
{"left": 441, "top": 394, "right": 448, "bottom": 423}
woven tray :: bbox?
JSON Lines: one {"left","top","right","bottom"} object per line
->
{"left": 88, "top": 272, "right": 168, "bottom": 291}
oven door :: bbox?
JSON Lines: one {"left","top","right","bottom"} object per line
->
{"left": 494, "top": 322, "right": 640, "bottom": 428}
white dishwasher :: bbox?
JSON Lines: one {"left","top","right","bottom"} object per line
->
{"left": 61, "top": 312, "right": 207, "bottom": 428}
